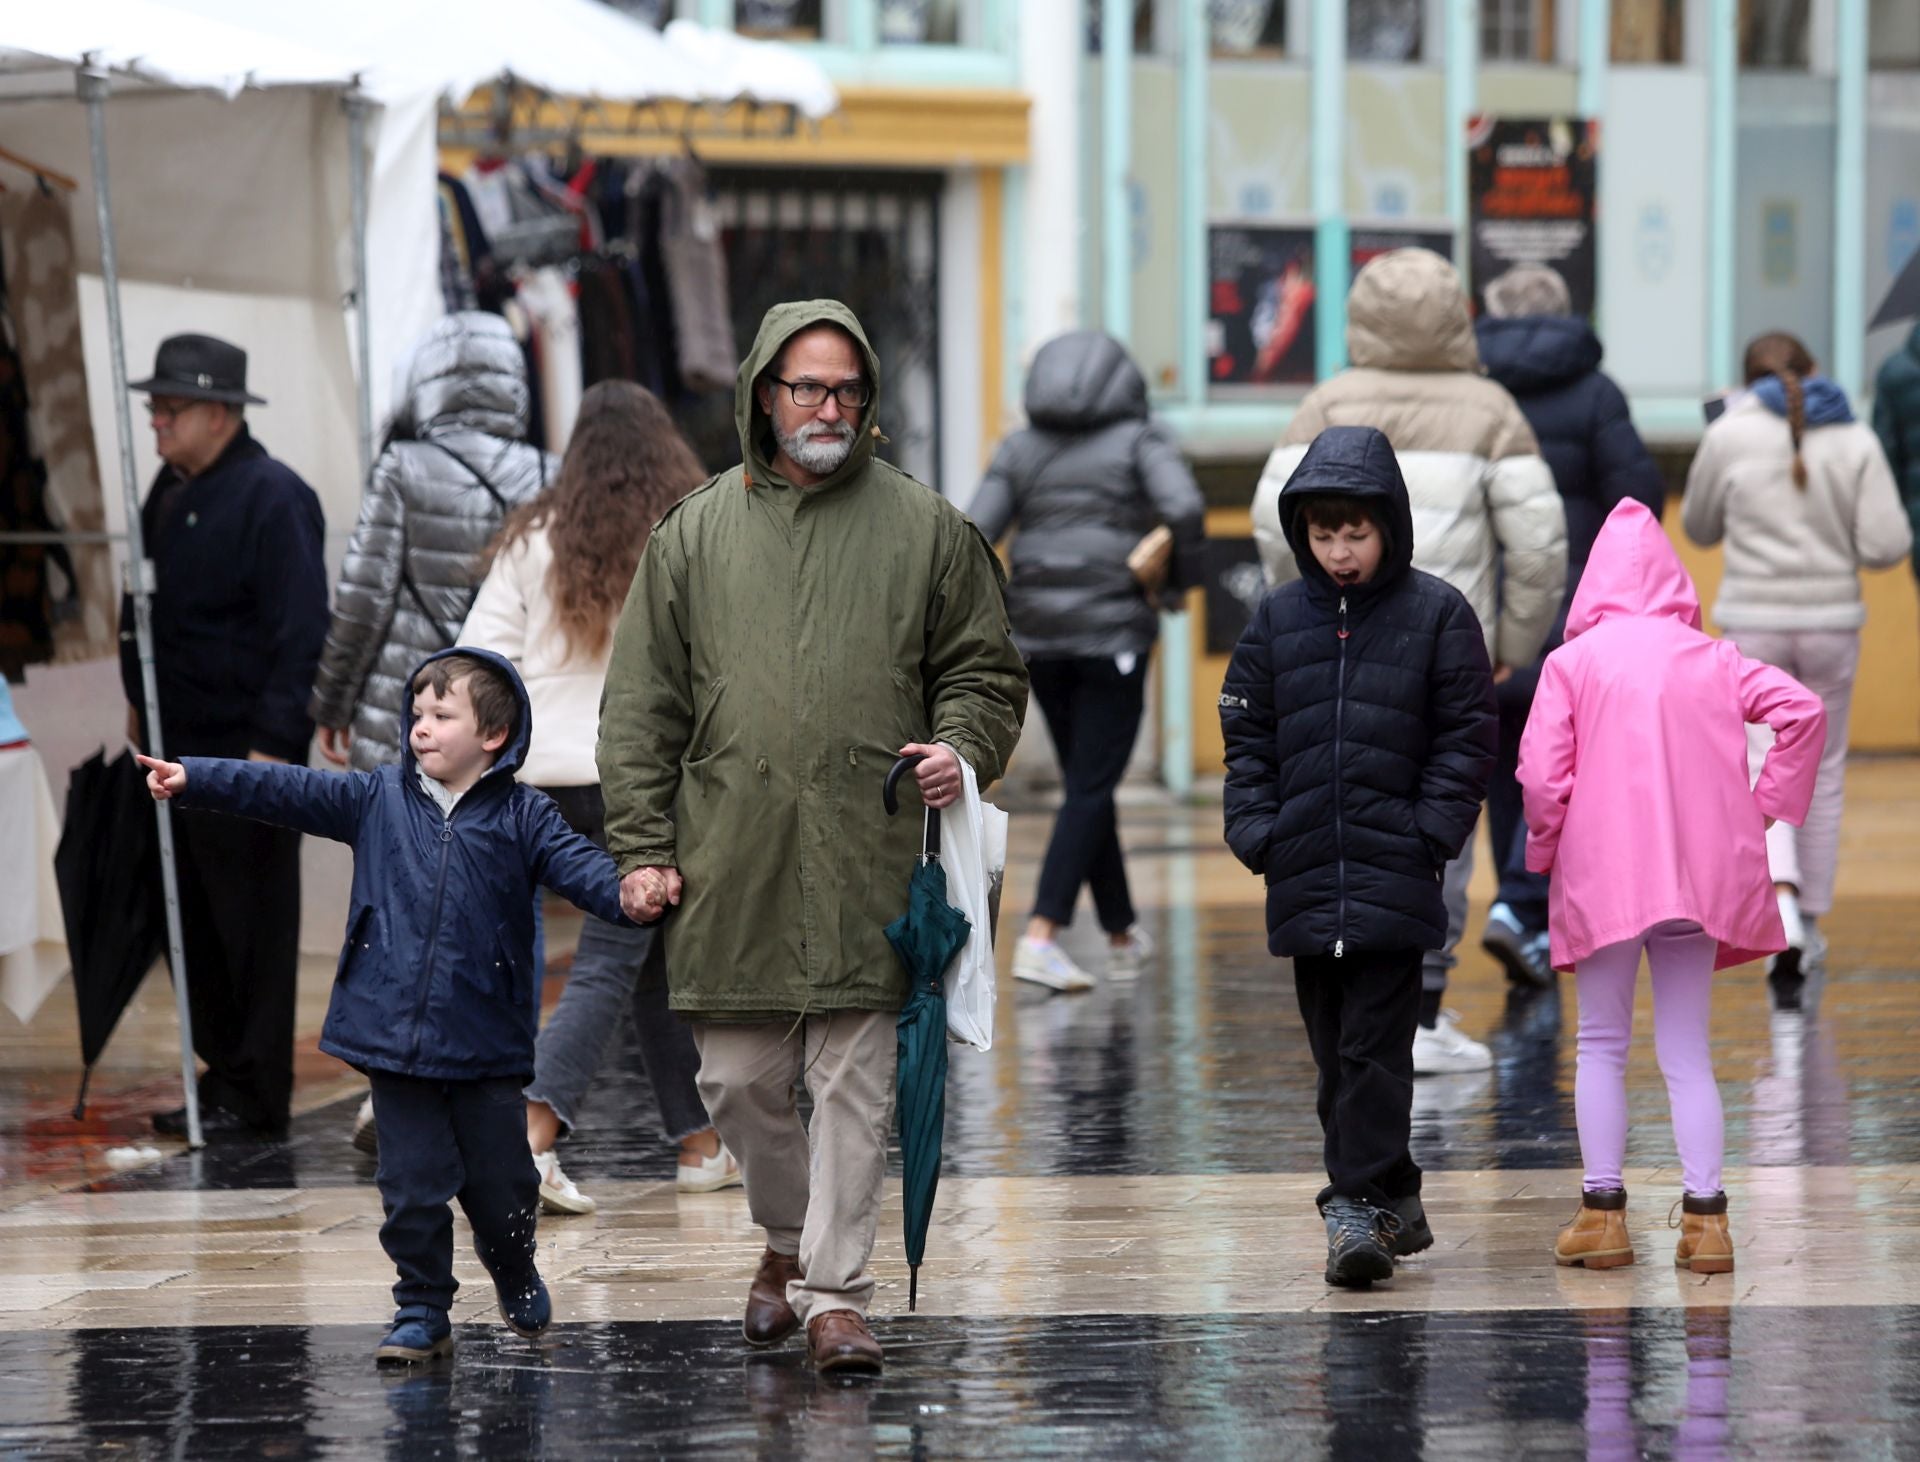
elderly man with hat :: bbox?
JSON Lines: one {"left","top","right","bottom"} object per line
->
{"left": 119, "top": 334, "right": 330, "bottom": 1140}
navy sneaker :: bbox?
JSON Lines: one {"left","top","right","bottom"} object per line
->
{"left": 1321, "top": 1198, "right": 1399, "bottom": 1287}
{"left": 1390, "top": 1193, "right": 1434, "bottom": 1257}
{"left": 495, "top": 1268, "right": 552, "bottom": 1338}
{"left": 374, "top": 1311, "right": 453, "bottom": 1366}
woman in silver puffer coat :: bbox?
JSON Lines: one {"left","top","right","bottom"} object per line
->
{"left": 309, "top": 312, "right": 556, "bottom": 770}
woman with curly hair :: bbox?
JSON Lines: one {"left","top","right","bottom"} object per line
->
{"left": 460, "top": 380, "right": 739, "bottom": 1212}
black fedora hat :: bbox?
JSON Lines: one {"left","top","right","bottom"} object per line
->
{"left": 128, "top": 334, "right": 267, "bottom": 406}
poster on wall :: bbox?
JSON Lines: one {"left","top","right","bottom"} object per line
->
{"left": 1467, "top": 116, "right": 1598, "bottom": 317}
{"left": 1208, "top": 225, "right": 1318, "bottom": 387}
{"left": 1209, "top": 225, "right": 1460, "bottom": 390}
{"left": 1203, "top": 538, "right": 1270, "bottom": 656}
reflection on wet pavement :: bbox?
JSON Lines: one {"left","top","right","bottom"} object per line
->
{"left": 1, "top": 1308, "right": 1906, "bottom": 1460}
{"left": 5, "top": 784, "right": 1920, "bottom": 1455}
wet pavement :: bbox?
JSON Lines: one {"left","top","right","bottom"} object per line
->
{"left": 3, "top": 1307, "right": 1908, "bottom": 1460}
{"left": 6, "top": 766, "right": 1920, "bottom": 1456}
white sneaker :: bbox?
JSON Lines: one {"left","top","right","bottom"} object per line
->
{"left": 350, "top": 1094, "right": 377, "bottom": 1154}
{"left": 1108, "top": 927, "right": 1154, "bottom": 979}
{"left": 533, "top": 1148, "right": 596, "bottom": 1215}
{"left": 677, "top": 1143, "right": 744, "bottom": 1194}
{"left": 1412, "top": 1011, "right": 1493, "bottom": 1074}
{"left": 1013, "top": 937, "right": 1096, "bottom": 993}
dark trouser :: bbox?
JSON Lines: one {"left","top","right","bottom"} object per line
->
{"left": 1028, "top": 656, "right": 1146, "bottom": 933}
{"left": 1293, "top": 946, "right": 1424, "bottom": 1210}
{"left": 1486, "top": 690, "right": 1551, "bottom": 932}
{"left": 368, "top": 1072, "right": 540, "bottom": 1317}
{"left": 531, "top": 785, "right": 710, "bottom": 1143}
{"left": 169, "top": 803, "right": 301, "bottom": 1131}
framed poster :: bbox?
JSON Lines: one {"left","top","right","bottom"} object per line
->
{"left": 1351, "top": 224, "right": 1455, "bottom": 280}
{"left": 1466, "top": 116, "right": 1599, "bottom": 317}
{"left": 1208, "top": 225, "right": 1317, "bottom": 388}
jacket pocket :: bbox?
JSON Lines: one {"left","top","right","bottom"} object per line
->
{"left": 887, "top": 667, "right": 931, "bottom": 745}
{"left": 459, "top": 921, "right": 530, "bottom": 1006}
{"left": 335, "top": 905, "right": 376, "bottom": 984}
{"left": 683, "top": 675, "right": 732, "bottom": 771}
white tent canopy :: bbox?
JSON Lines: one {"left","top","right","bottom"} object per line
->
{"left": 0, "top": 0, "right": 835, "bottom": 1145}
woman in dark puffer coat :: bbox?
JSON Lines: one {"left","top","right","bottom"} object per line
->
{"left": 1472, "top": 266, "right": 1665, "bottom": 986}
{"left": 969, "top": 330, "right": 1205, "bottom": 992}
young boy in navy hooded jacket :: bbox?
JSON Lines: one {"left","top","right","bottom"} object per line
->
{"left": 140, "top": 647, "right": 633, "bottom": 1364}
{"left": 1221, "top": 427, "right": 1497, "bottom": 1287}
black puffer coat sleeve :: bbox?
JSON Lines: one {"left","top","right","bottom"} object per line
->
{"left": 1588, "top": 373, "right": 1666, "bottom": 526}
{"left": 1413, "top": 588, "right": 1498, "bottom": 864}
{"left": 1219, "top": 591, "right": 1281, "bottom": 872}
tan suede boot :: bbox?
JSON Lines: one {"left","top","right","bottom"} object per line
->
{"left": 1554, "top": 1187, "right": 1634, "bottom": 1269}
{"left": 1673, "top": 1191, "right": 1735, "bottom": 1274}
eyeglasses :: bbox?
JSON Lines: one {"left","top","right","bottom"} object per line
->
{"left": 768, "top": 376, "right": 870, "bottom": 411}
{"left": 145, "top": 398, "right": 203, "bottom": 422}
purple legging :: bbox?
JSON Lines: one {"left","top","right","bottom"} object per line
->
{"left": 1574, "top": 920, "right": 1724, "bottom": 1197}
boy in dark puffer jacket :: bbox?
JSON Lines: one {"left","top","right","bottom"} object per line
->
{"left": 1221, "top": 426, "right": 1496, "bottom": 1287}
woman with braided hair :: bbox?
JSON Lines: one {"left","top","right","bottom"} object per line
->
{"left": 1681, "top": 331, "right": 1911, "bottom": 1009}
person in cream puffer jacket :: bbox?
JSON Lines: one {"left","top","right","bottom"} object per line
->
{"left": 1251, "top": 248, "right": 1568, "bottom": 1070}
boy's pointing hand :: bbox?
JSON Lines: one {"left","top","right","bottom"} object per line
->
{"left": 134, "top": 753, "right": 187, "bottom": 801}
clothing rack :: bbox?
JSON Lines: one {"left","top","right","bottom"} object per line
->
{"left": 0, "top": 145, "right": 78, "bottom": 193}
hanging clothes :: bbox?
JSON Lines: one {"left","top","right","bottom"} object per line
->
{"left": 0, "top": 189, "right": 112, "bottom": 669}
{"left": 655, "top": 159, "right": 738, "bottom": 394}
{"left": 517, "top": 267, "right": 582, "bottom": 452}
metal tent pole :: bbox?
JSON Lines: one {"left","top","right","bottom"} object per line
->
{"left": 345, "top": 86, "right": 375, "bottom": 485}
{"left": 79, "top": 64, "right": 203, "bottom": 1151}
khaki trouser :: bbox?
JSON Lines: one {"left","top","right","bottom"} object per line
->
{"left": 692, "top": 1009, "right": 897, "bottom": 1324}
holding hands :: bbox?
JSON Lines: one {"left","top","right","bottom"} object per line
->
{"left": 135, "top": 753, "right": 187, "bottom": 800}
{"left": 621, "top": 865, "right": 683, "bottom": 923}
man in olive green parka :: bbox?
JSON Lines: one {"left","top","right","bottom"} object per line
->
{"left": 598, "top": 300, "right": 1027, "bottom": 1374}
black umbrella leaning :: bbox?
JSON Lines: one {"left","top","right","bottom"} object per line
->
{"left": 53, "top": 748, "right": 168, "bottom": 1119}
{"left": 882, "top": 754, "right": 973, "bottom": 1313}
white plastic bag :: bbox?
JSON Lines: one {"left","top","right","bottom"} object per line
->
{"left": 938, "top": 744, "right": 1006, "bottom": 1051}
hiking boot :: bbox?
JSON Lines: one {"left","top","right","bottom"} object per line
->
{"left": 807, "top": 1310, "right": 883, "bottom": 1375}
{"left": 374, "top": 1310, "right": 453, "bottom": 1366}
{"left": 743, "top": 1248, "right": 802, "bottom": 1347}
{"left": 1554, "top": 1187, "right": 1634, "bottom": 1269}
{"left": 1672, "top": 1191, "right": 1735, "bottom": 1274}
{"left": 1412, "top": 1011, "right": 1493, "bottom": 1074}
{"left": 1482, "top": 904, "right": 1554, "bottom": 989}
{"left": 1013, "top": 937, "right": 1095, "bottom": 993}
{"left": 1390, "top": 1193, "right": 1433, "bottom": 1257}
{"left": 1321, "top": 1197, "right": 1399, "bottom": 1287}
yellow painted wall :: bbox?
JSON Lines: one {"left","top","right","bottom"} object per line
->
{"left": 1187, "top": 502, "right": 1920, "bottom": 775}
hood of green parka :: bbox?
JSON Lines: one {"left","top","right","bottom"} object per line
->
{"left": 735, "top": 300, "right": 885, "bottom": 492}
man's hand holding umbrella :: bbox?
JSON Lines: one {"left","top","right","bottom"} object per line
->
{"left": 900, "top": 742, "right": 963, "bottom": 810}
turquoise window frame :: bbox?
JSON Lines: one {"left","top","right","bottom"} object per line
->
{"left": 699, "top": 0, "right": 1018, "bottom": 88}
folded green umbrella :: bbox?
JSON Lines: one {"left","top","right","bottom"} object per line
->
{"left": 883, "top": 756, "right": 972, "bottom": 1312}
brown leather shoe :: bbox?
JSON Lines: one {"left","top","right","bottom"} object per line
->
{"left": 743, "top": 1248, "right": 802, "bottom": 1346}
{"left": 807, "top": 1310, "right": 883, "bottom": 1375}
{"left": 1554, "top": 1187, "right": 1635, "bottom": 1269}
{"left": 1673, "top": 1191, "right": 1735, "bottom": 1274}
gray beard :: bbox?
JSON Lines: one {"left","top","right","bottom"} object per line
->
{"left": 776, "top": 418, "right": 856, "bottom": 475}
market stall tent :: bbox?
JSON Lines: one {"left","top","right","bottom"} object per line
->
{"left": 0, "top": 0, "right": 835, "bottom": 1144}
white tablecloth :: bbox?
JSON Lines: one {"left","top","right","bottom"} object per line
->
{"left": 0, "top": 746, "right": 67, "bottom": 1024}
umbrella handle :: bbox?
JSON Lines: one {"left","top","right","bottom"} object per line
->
{"left": 883, "top": 755, "right": 942, "bottom": 861}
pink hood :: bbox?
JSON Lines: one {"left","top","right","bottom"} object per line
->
{"left": 1563, "top": 500, "right": 1703, "bottom": 638}
{"left": 1518, "top": 500, "right": 1826, "bottom": 972}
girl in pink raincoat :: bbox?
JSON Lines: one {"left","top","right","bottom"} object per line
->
{"left": 1518, "top": 499, "right": 1824, "bottom": 1276}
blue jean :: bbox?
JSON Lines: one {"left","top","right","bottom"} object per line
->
{"left": 525, "top": 785, "right": 710, "bottom": 1145}
{"left": 369, "top": 1072, "right": 538, "bottom": 1316}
